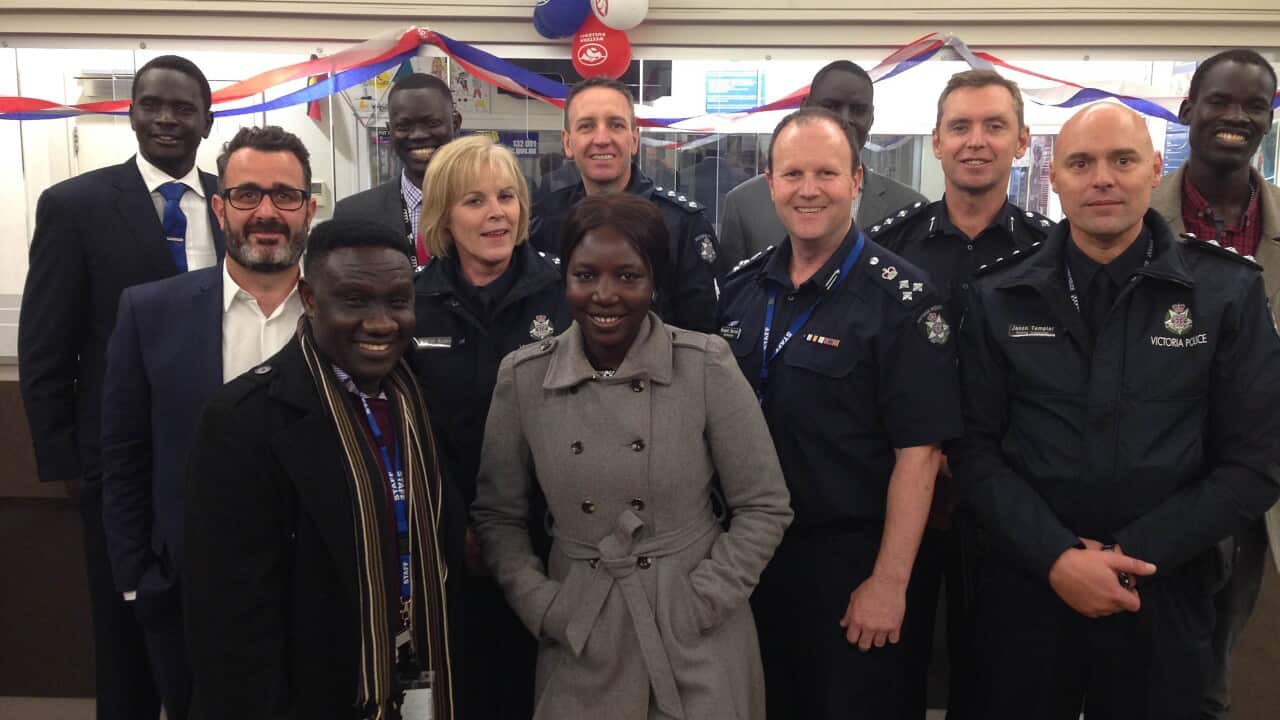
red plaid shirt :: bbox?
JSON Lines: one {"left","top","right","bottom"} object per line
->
{"left": 1181, "top": 172, "right": 1262, "bottom": 257}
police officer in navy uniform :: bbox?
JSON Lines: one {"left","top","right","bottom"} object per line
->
{"left": 868, "top": 70, "right": 1053, "bottom": 720}
{"left": 719, "top": 107, "right": 963, "bottom": 719}
{"left": 951, "top": 103, "right": 1280, "bottom": 720}
{"left": 408, "top": 135, "right": 570, "bottom": 719}
{"left": 529, "top": 77, "right": 724, "bottom": 333}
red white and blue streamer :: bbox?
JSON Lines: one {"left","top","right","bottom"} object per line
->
{"left": 1, "top": 28, "right": 1276, "bottom": 125}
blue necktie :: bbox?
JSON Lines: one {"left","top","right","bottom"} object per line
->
{"left": 158, "top": 181, "right": 189, "bottom": 272}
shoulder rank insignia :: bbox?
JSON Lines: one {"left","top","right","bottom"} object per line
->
{"left": 1179, "top": 233, "right": 1263, "bottom": 270}
{"left": 975, "top": 241, "right": 1045, "bottom": 276}
{"left": 728, "top": 245, "right": 775, "bottom": 277}
{"left": 537, "top": 250, "right": 561, "bottom": 266}
{"left": 866, "top": 200, "right": 928, "bottom": 238}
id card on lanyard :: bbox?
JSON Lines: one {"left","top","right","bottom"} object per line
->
{"left": 758, "top": 232, "right": 866, "bottom": 404}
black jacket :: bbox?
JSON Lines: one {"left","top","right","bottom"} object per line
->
{"left": 951, "top": 210, "right": 1280, "bottom": 580}
{"left": 184, "top": 338, "right": 465, "bottom": 720}
{"left": 18, "top": 157, "right": 224, "bottom": 482}
{"left": 528, "top": 162, "right": 723, "bottom": 333}
{"left": 411, "top": 242, "right": 571, "bottom": 505}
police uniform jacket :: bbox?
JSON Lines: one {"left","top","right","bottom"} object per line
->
{"left": 411, "top": 241, "right": 571, "bottom": 505}
{"left": 869, "top": 198, "right": 1054, "bottom": 321}
{"left": 717, "top": 226, "right": 964, "bottom": 532}
{"left": 951, "top": 210, "right": 1280, "bottom": 581}
{"left": 472, "top": 313, "right": 792, "bottom": 720}
{"left": 528, "top": 162, "right": 724, "bottom": 333}
{"left": 183, "top": 338, "right": 466, "bottom": 720}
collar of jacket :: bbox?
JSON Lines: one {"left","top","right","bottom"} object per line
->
{"left": 566, "top": 162, "right": 652, "bottom": 206}
{"left": 264, "top": 334, "right": 328, "bottom": 415}
{"left": 415, "top": 240, "right": 560, "bottom": 306}
{"left": 542, "top": 312, "right": 674, "bottom": 390}
{"left": 995, "top": 209, "right": 1194, "bottom": 292}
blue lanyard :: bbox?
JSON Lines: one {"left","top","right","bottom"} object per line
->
{"left": 359, "top": 396, "right": 411, "bottom": 603}
{"left": 759, "top": 232, "right": 866, "bottom": 402}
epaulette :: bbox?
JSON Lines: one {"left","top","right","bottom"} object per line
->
{"left": 865, "top": 200, "right": 929, "bottom": 238}
{"left": 974, "top": 241, "right": 1045, "bottom": 276}
{"left": 1178, "top": 233, "right": 1263, "bottom": 270}
{"left": 863, "top": 251, "right": 932, "bottom": 306}
{"left": 536, "top": 250, "right": 561, "bottom": 267}
{"left": 727, "top": 245, "right": 775, "bottom": 278}
{"left": 1016, "top": 209, "right": 1056, "bottom": 237}
{"left": 220, "top": 363, "right": 275, "bottom": 406}
{"left": 652, "top": 186, "right": 703, "bottom": 214}
{"left": 669, "top": 326, "right": 713, "bottom": 351}
{"left": 509, "top": 335, "right": 559, "bottom": 364}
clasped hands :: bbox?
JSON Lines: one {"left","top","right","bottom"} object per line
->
{"left": 1048, "top": 539, "right": 1157, "bottom": 618}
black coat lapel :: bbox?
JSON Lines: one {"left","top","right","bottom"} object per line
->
{"left": 113, "top": 158, "right": 176, "bottom": 276}
{"left": 267, "top": 342, "right": 361, "bottom": 608}
{"left": 190, "top": 268, "right": 224, "bottom": 393}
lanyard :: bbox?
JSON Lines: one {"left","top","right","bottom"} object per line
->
{"left": 1065, "top": 234, "right": 1153, "bottom": 313}
{"left": 359, "top": 396, "right": 412, "bottom": 604}
{"left": 759, "top": 232, "right": 865, "bottom": 402}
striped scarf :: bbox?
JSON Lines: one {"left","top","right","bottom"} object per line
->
{"left": 298, "top": 322, "right": 454, "bottom": 720}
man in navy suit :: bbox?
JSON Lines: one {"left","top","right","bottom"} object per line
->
{"left": 17, "top": 54, "right": 223, "bottom": 720}
{"left": 101, "top": 125, "right": 315, "bottom": 720}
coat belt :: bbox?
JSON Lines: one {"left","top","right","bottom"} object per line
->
{"left": 554, "top": 506, "right": 718, "bottom": 719}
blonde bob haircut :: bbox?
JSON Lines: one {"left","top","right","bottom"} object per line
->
{"left": 419, "top": 134, "right": 531, "bottom": 259}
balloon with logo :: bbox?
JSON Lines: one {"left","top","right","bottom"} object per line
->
{"left": 572, "top": 14, "right": 632, "bottom": 80}
{"left": 533, "top": 0, "right": 592, "bottom": 40}
{"left": 591, "top": 0, "right": 649, "bottom": 31}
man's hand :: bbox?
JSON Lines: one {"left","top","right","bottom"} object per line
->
{"left": 839, "top": 573, "right": 907, "bottom": 652}
{"left": 1047, "top": 546, "right": 1156, "bottom": 618}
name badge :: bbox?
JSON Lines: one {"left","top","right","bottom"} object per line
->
{"left": 414, "top": 336, "right": 453, "bottom": 350}
{"left": 1008, "top": 323, "right": 1057, "bottom": 339}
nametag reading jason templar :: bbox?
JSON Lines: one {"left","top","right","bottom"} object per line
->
{"left": 1008, "top": 324, "right": 1057, "bottom": 339}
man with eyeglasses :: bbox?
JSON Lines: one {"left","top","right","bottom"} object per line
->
{"left": 18, "top": 54, "right": 222, "bottom": 720}
{"left": 101, "top": 125, "right": 316, "bottom": 720}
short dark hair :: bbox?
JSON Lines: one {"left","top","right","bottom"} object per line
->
{"left": 133, "top": 55, "right": 212, "bottom": 113}
{"left": 767, "top": 107, "right": 861, "bottom": 173}
{"left": 808, "top": 61, "right": 874, "bottom": 102}
{"left": 1188, "top": 48, "right": 1278, "bottom": 101}
{"left": 935, "top": 69, "right": 1026, "bottom": 129}
{"left": 216, "top": 125, "right": 313, "bottom": 188}
{"left": 563, "top": 77, "right": 636, "bottom": 131}
{"left": 303, "top": 218, "right": 412, "bottom": 278}
{"left": 560, "top": 193, "right": 669, "bottom": 291}
{"left": 388, "top": 72, "right": 454, "bottom": 107}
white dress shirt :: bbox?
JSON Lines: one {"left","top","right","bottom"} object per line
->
{"left": 222, "top": 262, "right": 304, "bottom": 382}
{"left": 135, "top": 154, "right": 217, "bottom": 271}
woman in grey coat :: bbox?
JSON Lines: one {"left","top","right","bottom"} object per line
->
{"left": 472, "top": 193, "right": 792, "bottom": 720}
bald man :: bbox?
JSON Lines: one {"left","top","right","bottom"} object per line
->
{"left": 949, "top": 103, "right": 1280, "bottom": 719}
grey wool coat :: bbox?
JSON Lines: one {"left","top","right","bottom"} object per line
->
{"left": 472, "top": 313, "right": 792, "bottom": 720}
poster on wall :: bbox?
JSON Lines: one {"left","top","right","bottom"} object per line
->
{"left": 413, "top": 55, "right": 492, "bottom": 114}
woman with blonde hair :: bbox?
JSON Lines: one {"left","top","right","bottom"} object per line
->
{"left": 411, "top": 133, "right": 570, "bottom": 719}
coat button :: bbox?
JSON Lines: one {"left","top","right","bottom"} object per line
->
{"left": 637, "top": 556, "right": 651, "bottom": 569}
{"left": 570, "top": 441, "right": 583, "bottom": 454}
{"left": 589, "top": 558, "right": 600, "bottom": 569}
{"left": 569, "top": 386, "right": 578, "bottom": 395}
{"left": 630, "top": 498, "right": 646, "bottom": 511}
{"left": 630, "top": 439, "right": 645, "bottom": 452}
{"left": 581, "top": 499, "right": 596, "bottom": 514}
{"left": 631, "top": 379, "right": 645, "bottom": 393}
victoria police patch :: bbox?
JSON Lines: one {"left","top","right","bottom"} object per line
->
{"left": 918, "top": 305, "right": 951, "bottom": 345}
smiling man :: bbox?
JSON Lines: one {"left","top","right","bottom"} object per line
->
{"left": 868, "top": 69, "right": 1055, "bottom": 720}
{"left": 718, "top": 107, "right": 962, "bottom": 719}
{"left": 100, "top": 126, "right": 314, "bottom": 720}
{"left": 336, "top": 73, "right": 462, "bottom": 268}
{"left": 529, "top": 77, "right": 724, "bottom": 333}
{"left": 184, "top": 218, "right": 463, "bottom": 720}
{"left": 1150, "top": 48, "right": 1280, "bottom": 720}
{"left": 952, "top": 102, "right": 1280, "bottom": 719}
{"left": 17, "top": 54, "right": 222, "bottom": 720}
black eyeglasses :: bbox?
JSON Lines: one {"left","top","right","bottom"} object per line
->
{"left": 222, "top": 184, "right": 310, "bottom": 211}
